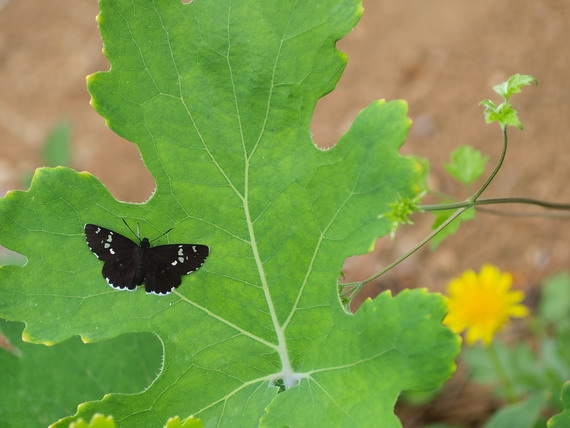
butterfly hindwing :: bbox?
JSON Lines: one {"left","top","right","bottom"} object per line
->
{"left": 102, "top": 254, "right": 138, "bottom": 291}
{"left": 144, "top": 244, "right": 210, "bottom": 295}
{"left": 144, "top": 262, "right": 182, "bottom": 295}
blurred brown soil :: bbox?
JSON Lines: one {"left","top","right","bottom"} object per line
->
{"left": 1, "top": 0, "right": 570, "bottom": 426}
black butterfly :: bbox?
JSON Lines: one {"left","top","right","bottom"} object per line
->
{"left": 84, "top": 222, "right": 209, "bottom": 295}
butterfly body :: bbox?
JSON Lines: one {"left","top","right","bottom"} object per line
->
{"left": 133, "top": 237, "right": 150, "bottom": 286}
{"left": 84, "top": 224, "right": 209, "bottom": 295}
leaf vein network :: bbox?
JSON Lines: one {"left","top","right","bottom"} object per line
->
{"left": 174, "top": 291, "right": 278, "bottom": 350}
{"left": 192, "top": 374, "right": 274, "bottom": 418}
{"left": 283, "top": 190, "right": 355, "bottom": 330}
{"left": 309, "top": 377, "right": 358, "bottom": 424}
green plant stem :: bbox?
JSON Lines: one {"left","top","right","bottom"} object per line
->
{"left": 419, "top": 197, "right": 570, "bottom": 212}
{"left": 486, "top": 341, "right": 517, "bottom": 403}
{"left": 341, "top": 207, "right": 469, "bottom": 300}
{"left": 472, "top": 126, "right": 508, "bottom": 201}
{"left": 476, "top": 206, "right": 570, "bottom": 218}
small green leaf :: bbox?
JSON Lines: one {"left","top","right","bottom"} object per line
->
{"left": 492, "top": 74, "right": 538, "bottom": 101}
{"left": 70, "top": 414, "right": 117, "bottom": 428}
{"left": 549, "top": 382, "right": 570, "bottom": 428}
{"left": 463, "top": 342, "right": 535, "bottom": 392}
{"left": 19, "top": 120, "right": 72, "bottom": 189}
{"left": 430, "top": 207, "right": 475, "bottom": 249}
{"left": 444, "top": 145, "right": 489, "bottom": 185}
{"left": 484, "top": 393, "right": 545, "bottom": 428}
{"left": 480, "top": 100, "right": 523, "bottom": 130}
{"left": 382, "top": 194, "right": 419, "bottom": 237}
{"left": 463, "top": 339, "right": 568, "bottom": 409}
{"left": 539, "top": 273, "right": 570, "bottom": 325}
{"left": 382, "top": 157, "right": 427, "bottom": 237}
{"left": 164, "top": 416, "right": 203, "bottom": 428}
{"left": 479, "top": 99, "right": 498, "bottom": 110}
{"left": 481, "top": 74, "right": 537, "bottom": 130}
{"left": 69, "top": 414, "right": 204, "bottom": 428}
{"left": 42, "top": 120, "right": 72, "bottom": 167}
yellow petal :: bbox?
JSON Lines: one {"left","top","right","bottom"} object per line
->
{"left": 444, "top": 264, "right": 529, "bottom": 346}
{"left": 509, "top": 304, "right": 529, "bottom": 318}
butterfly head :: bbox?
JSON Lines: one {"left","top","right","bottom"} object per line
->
{"left": 140, "top": 237, "right": 151, "bottom": 248}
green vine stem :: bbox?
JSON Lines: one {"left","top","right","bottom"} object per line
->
{"left": 341, "top": 206, "right": 469, "bottom": 300}
{"left": 419, "top": 197, "right": 570, "bottom": 212}
{"left": 476, "top": 206, "right": 570, "bottom": 218}
{"left": 487, "top": 341, "right": 517, "bottom": 403}
{"left": 471, "top": 126, "right": 508, "bottom": 201}
{"left": 342, "top": 127, "right": 509, "bottom": 300}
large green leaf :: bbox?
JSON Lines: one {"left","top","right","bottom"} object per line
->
{"left": 0, "top": 0, "right": 459, "bottom": 426}
{"left": 0, "top": 320, "right": 161, "bottom": 427}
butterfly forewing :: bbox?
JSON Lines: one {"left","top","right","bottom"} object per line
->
{"left": 144, "top": 244, "right": 210, "bottom": 294}
{"left": 85, "top": 224, "right": 139, "bottom": 291}
{"left": 84, "top": 224, "right": 137, "bottom": 261}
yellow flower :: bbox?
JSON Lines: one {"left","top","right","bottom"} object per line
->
{"left": 443, "top": 264, "right": 529, "bottom": 345}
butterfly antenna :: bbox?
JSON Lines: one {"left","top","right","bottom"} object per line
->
{"left": 122, "top": 219, "right": 140, "bottom": 242}
{"left": 150, "top": 227, "right": 173, "bottom": 244}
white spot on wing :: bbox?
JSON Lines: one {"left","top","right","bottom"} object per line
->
{"left": 95, "top": 227, "right": 101, "bottom": 234}
{"left": 171, "top": 260, "right": 177, "bottom": 266}
{"left": 104, "top": 243, "right": 110, "bottom": 249}
{"left": 178, "top": 256, "right": 184, "bottom": 263}
{"left": 192, "top": 245, "right": 196, "bottom": 252}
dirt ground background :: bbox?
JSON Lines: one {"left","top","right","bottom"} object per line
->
{"left": 1, "top": 0, "right": 569, "bottom": 426}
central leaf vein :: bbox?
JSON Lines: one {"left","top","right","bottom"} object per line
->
{"left": 224, "top": 0, "right": 296, "bottom": 382}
